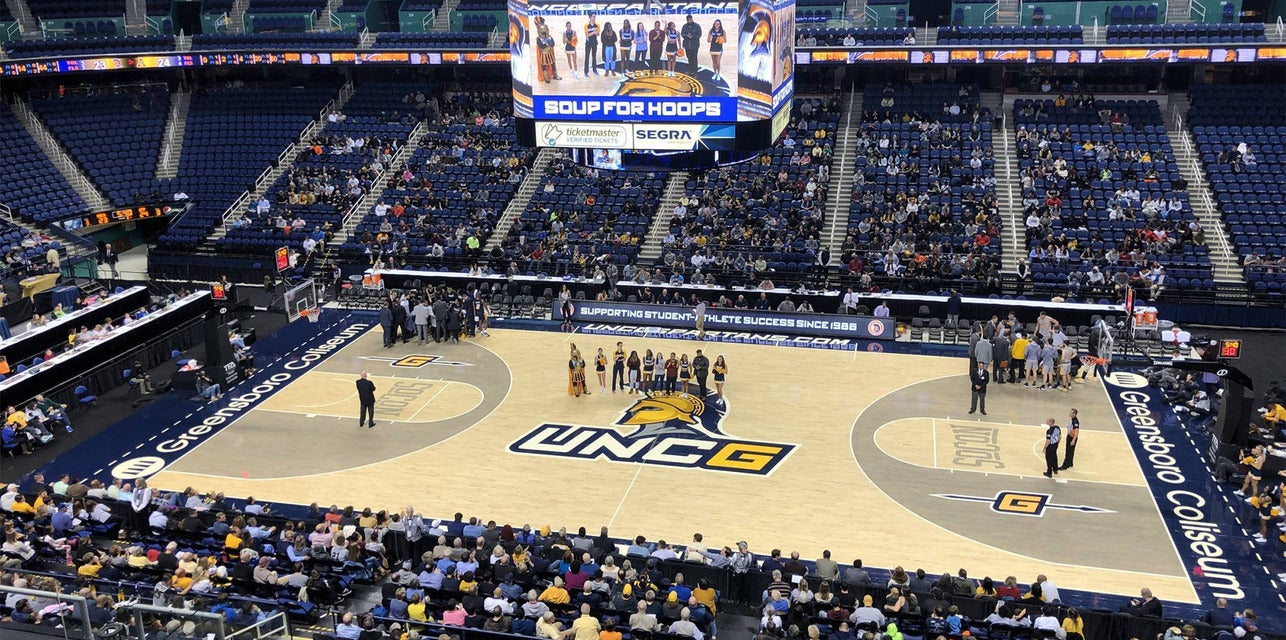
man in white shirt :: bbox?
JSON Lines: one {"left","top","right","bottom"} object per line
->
{"left": 873, "top": 301, "right": 890, "bottom": 318}
{"left": 842, "top": 288, "right": 859, "bottom": 314}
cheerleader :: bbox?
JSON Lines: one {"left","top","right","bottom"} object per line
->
{"left": 641, "top": 349, "right": 655, "bottom": 392}
{"left": 678, "top": 353, "right": 691, "bottom": 394}
{"left": 626, "top": 350, "right": 641, "bottom": 394}
{"left": 562, "top": 21, "right": 578, "bottom": 79}
{"left": 664, "top": 21, "right": 679, "bottom": 76}
{"left": 713, "top": 355, "right": 728, "bottom": 401}
{"left": 595, "top": 347, "right": 608, "bottom": 394}
{"left": 707, "top": 19, "right": 726, "bottom": 81}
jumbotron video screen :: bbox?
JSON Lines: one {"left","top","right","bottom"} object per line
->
{"left": 510, "top": 0, "right": 794, "bottom": 155}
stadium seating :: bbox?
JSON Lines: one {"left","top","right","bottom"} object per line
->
{"left": 653, "top": 97, "right": 836, "bottom": 285}
{"left": 0, "top": 112, "right": 88, "bottom": 225}
{"left": 156, "top": 86, "right": 338, "bottom": 251}
{"left": 191, "top": 33, "right": 361, "bottom": 50}
{"left": 845, "top": 85, "right": 999, "bottom": 293}
{"left": 1106, "top": 3, "right": 1161, "bottom": 24}
{"left": 0, "top": 219, "right": 63, "bottom": 280}
{"left": 937, "top": 25, "right": 1083, "bottom": 45}
{"left": 503, "top": 158, "right": 665, "bottom": 275}
{"left": 797, "top": 27, "right": 912, "bottom": 46}
{"left": 1105, "top": 22, "right": 1266, "bottom": 44}
{"left": 1188, "top": 84, "right": 1286, "bottom": 297}
{"left": 342, "top": 93, "right": 534, "bottom": 267}
{"left": 371, "top": 31, "right": 492, "bottom": 48}
{"left": 30, "top": 86, "right": 170, "bottom": 207}
{"left": 219, "top": 84, "right": 420, "bottom": 256}
{"left": 4, "top": 35, "right": 173, "bottom": 58}
{"left": 1012, "top": 98, "right": 1214, "bottom": 296}
{"left": 31, "top": 1, "right": 125, "bottom": 20}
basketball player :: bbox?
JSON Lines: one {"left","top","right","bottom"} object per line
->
{"left": 1023, "top": 338, "right": 1040, "bottom": 386}
{"left": 1041, "top": 418, "right": 1062, "bottom": 477}
{"left": 633, "top": 21, "right": 647, "bottom": 72}
{"left": 1059, "top": 408, "right": 1079, "bottom": 470}
{"left": 602, "top": 22, "right": 618, "bottom": 76}
{"left": 619, "top": 20, "right": 634, "bottom": 71}
{"left": 611, "top": 341, "right": 627, "bottom": 392}
{"left": 626, "top": 350, "right": 641, "bottom": 394}
{"left": 651, "top": 348, "right": 665, "bottom": 390}
{"left": 1038, "top": 340, "right": 1058, "bottom": 389}
{"left": 356, "top": 372, "right": 376, "bottom": 428}
{"left": 583, "top": 12, "right": 600, "bottom": 76}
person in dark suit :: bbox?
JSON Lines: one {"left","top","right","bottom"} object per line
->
{"left": 379, "top": 303, "right": 394, "bottom": 348}
{"left": 356, "top": 372, "right": 377, "bottom": 428}
{"left": 1119, "top": 588, "right": 1162, "bottom": 618}
{"left": 968, "top": 361, "right": 988, "bottom": 415}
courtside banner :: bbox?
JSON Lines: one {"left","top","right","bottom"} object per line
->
{"left": 553, "top": 300, "right": 896, "bottom": 340}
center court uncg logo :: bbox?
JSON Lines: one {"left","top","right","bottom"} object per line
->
{"left": 510, "top": 391, "right": 796, "bottom": 475}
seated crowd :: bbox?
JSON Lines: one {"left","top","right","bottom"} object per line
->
{"left": 0, "top": 475, "right": 1261, "bottom": 640}
{"left": 345, "top": 92, "right": 534, "bottom": 269}
{"left": 640, "top": 97, "right": 837, "bottom": 289}
{"left": 1012, "top": 97, "right": 1214, "bottom": 297}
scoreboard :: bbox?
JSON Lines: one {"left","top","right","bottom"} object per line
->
{"left": 78, "top": 204, "right": 175, "bottom": 229}
{"left": 510, "top": 0, "right": 794, "bottom": 154}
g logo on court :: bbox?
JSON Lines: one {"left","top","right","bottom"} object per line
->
{"left": 992, "top": 491, "right": 1050, "bottom": 516}
{"left": 510, "top": 391, "right": 796, "bottom": 475}
{"left": 364, "top": 354, "right": 472, "bottom": 368}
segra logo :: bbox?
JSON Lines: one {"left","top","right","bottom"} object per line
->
{"left": 510, "top": 390, "right": 795, "bottom": 475}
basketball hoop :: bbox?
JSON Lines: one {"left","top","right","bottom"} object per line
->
{"left": 302, "top": 307, "right": 321, "bottom": 323}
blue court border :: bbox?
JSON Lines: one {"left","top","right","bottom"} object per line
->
{"left": 16, "top": 313, "right": 1281, "bottom": 630}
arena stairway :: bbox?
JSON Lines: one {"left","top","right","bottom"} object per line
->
{"left": 155, "top": 90, "right": 190, "bottom": 180}
{"left": 822, "top": 85, "right": 860, "bottom": 257}
{"left": 482, "top": 147, "right": 562, "bottom": 252}
{"left": 637, "top": 171, "right": 690, "bottom": 263}
{"left": 201, "top": 81, "right": 356, "bottom": 253}
{"left": 326, "top": 119, "right": 433, "bottom": 250}
{"left": 4, "top": 0, "right": 40, "bottom": 40}
{"left": 989, "top": 91, "right": 1025, "bottom": 277}
{"left": 9, "top": 97, "right": 110, "bottom": 211}
{"left": 1168, "top": 92, "right": 1245, "bottom": 294}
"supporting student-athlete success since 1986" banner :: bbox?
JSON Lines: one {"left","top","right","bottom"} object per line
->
{"left": 553, "top": 301, "right": 896, "bottom": 340}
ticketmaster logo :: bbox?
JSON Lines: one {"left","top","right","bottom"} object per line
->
{"left": 566, "top": 126, "right": 625, "bottom": 137}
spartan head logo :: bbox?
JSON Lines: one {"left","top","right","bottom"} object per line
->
{"left": 616, "top": 391, "right": 728, "bottom": 441}
{"left": 743, "top": 7, "right": 772, "bottom": 57}
{"left": 615, "top": 73, "right": 706, "bottom": 99}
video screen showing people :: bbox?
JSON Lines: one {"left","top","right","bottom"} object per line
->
{"left": 526, "top": 1, "right": 739, "bottom": 100}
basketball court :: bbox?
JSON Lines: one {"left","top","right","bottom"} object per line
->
{"left": 131, "top": 315, "right": 1197, "bottom": 604}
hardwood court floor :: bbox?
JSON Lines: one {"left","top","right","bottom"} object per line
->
{"left": 148, "top": 325, "right": 1195, "bottom": 603}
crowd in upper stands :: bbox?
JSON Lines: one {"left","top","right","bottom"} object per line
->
{"left": 1012, "top": 95, "right": 1214, "bottom": 297}
{"left": 345, "top": 91, "right": 535, "bottom": 269}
